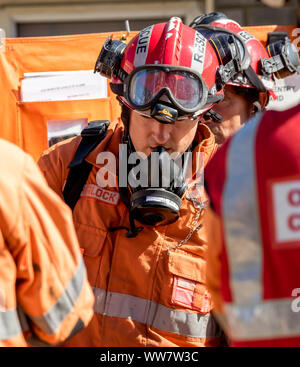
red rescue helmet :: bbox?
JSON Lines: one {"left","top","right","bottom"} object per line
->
{"left": 190, "top": 13, "right": 277, "bottom": 109}
{"left": 95, "top": 17, "right": 225, "bottom": 123}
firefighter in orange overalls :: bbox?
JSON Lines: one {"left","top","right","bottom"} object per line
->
{"left": 204, "top": 103, "right": 300, "bottom": 347}
{"left": 0, "top": 138, "right": 94, "bottom": 347}
{"left": 36, "top": 17, "right": 251, "bottom": 347}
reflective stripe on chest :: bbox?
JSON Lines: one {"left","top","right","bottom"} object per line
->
{"left": 80, "top": 184, "right": 120, "bottom": 206}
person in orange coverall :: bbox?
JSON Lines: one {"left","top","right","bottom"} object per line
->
{"left": 36, "top": 17, "right": 246, "bottom": 347}
{"left": 0, "top": 138, "right": 94, "bottom": 347}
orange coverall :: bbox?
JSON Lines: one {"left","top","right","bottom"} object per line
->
{"left": 38, "top": 118, "right": 224, "bottom": 347}
{"left": 0, "top": 138, "right": 94, "bottom": 347}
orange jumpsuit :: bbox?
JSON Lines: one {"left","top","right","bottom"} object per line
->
{"left": 38, "top": 118, "right": 223, "bottom": 347}
{"left": 0, "top": 138, "right": 94, "bottom": 347}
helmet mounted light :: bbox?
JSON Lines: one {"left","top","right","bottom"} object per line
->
{"left": 262, "top": 34, "right": 299, "bottom": 79}
{"left": 94, "top": 36, "right": 127, "bottom": 79}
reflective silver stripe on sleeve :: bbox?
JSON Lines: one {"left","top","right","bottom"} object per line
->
{"left": 225, "top": 298, "right": 300, "bottom": 340}
{"left": 93, "top": 287, "right": 221, "bottom": 338}
{"left": 0, "top": 309, "right": 22, "bottom": 340}
{"left": 29, "top": 256, "right": 86, "bottom": 335}
{"left": 222, "top": 112, "right": 263, "bottom": 305}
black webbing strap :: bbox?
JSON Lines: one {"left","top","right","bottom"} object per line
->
{"left": 244, "top": 65, "right": 267, "bottom": 92}
{"left": 267, "top": 31, "right": 289, "bottom": 47}
{"left": 63, "top": 161, "right": 94, "bottom": 211}
{"left": 63, "top": 120, "right": 109, "bottom": 210}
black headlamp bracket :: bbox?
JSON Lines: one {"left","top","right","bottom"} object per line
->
{"left": 94, "top": 36, "right": 127, "bottom": 79}
{"left": 262, "top": 34, "right": 299, "bottom": 78}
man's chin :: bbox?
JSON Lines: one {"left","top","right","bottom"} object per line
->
{"left": 204, "top": 121, "right": 220, "bottom": 133}
{"left": 203, "top": 123, "right": 225, "bottom": 145}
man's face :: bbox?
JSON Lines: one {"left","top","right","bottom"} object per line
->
{"left": 129, "top": 110, "right": 199, "bottom": 156}
{"left": 204, "top": 85, "right": 252, "bottom": 145}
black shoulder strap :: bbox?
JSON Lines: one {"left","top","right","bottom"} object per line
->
{"left": 63, "top": 120, "right": 110, "bottom": 210}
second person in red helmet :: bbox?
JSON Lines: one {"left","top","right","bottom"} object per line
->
{"left": 190, "top": 12, "right": 298, "bottom": 145}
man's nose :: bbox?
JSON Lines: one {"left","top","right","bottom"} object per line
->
{"left": 151, "top": 121, "right": 172, "bottom": 145}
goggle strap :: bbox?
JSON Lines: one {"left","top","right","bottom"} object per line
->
{"left": 207, "top": 91, "right": 224, "bottom": 104}
{"left": 116, "top": 66, "right": 129, "bottom": 82}
{"left": 110, "top": 82, "right": 124, "bottom": 96}
{"left": 244, "top": 66, "right": 267, "bottom": 93}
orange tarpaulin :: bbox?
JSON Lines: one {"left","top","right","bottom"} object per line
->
{"left": 245, "top": 25, "right": 297, "bottom": 46}
{"left": 0, "top": 25, "right": 297, "bottom": 160}
{"left": 0, "top": 31, "right": 138, "bottom": 160}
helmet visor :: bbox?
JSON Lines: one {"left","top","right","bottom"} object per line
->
{"left": 126, "top": 66, "right": 208, "bottom": 113}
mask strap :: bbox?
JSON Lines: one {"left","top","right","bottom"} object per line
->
{"left": 109, "top": 134, "right": 144, "bottom": 237}
{"left": 109, "top": 186, "right": 144, "bottom": 238}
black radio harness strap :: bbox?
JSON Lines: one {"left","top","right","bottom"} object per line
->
{"left": 63, "top": 120, "right": 110, "bottom": 211}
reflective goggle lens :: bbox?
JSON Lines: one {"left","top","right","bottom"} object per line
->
{"left": 129, "top": 69, "right": 203, "bottom": 110}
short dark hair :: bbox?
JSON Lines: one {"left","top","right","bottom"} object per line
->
{"left": 231, "top": 85, "right": 260, "bottom": 106}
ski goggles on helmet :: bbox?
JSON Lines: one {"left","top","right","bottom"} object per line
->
{"left": 194, "top": 26, "right": 251, "bottom": 84}
{"left": 262, "top": 35, "right": 299, "bottom": 79}
{"left": 113, "top": 65, "right": 215, "bottom": 115}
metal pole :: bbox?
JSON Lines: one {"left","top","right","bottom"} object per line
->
{"left": 205, "top": 0, "right": 215, "bottom": 14}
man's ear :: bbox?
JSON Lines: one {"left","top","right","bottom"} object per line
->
{"left": 251, "top": 101, "right": 262, "bottom": 116}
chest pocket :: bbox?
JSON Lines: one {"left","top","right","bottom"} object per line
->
{"left": 74, "top": 222, "right": 107, "bottom": 286}
{"left": 168, "top": 251, "right": 212, "bottom": 314}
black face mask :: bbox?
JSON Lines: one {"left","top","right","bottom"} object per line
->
{"left": 127, "top": 145, "right": 191, "bottom": 226}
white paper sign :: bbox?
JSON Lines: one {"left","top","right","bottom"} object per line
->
{"left": 267, "top": 72, "right": 300, "bottom": 111}
{"left": 47, "top": 118, "right": 88, "bottom": 147}
{"left": 21, "top": 70, "right": 107, "bottom": 102}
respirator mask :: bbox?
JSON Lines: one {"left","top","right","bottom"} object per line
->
{"left": 124, "top": 142, "right": 192, "bottom": 227}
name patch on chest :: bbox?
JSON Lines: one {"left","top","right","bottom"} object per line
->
{"left": 171, "top": 275, "right": 211, "bottom": 313}
{"left": 81, "top": 184, "right": 119, "bottom": 206}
